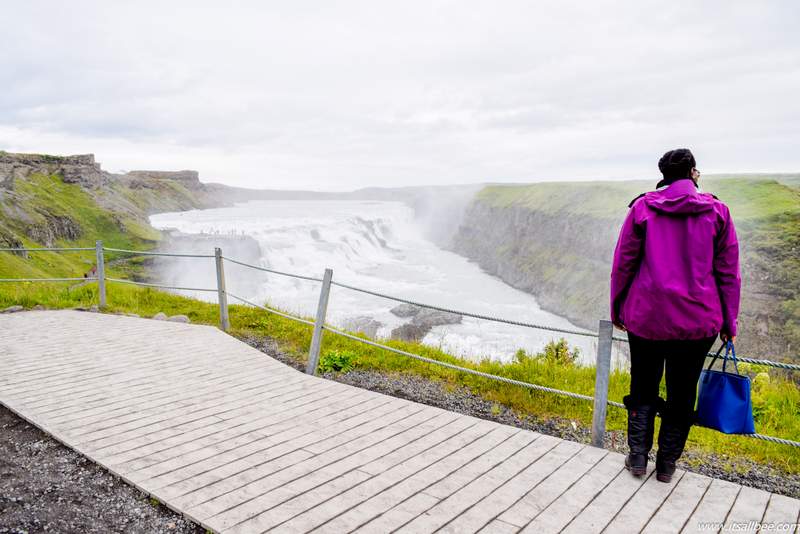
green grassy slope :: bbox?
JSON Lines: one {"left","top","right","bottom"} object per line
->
{"left": 0, "top": 173, "right": 162, "bottom": 281}
{"left": 458, "top": 176, "right": 800, "bottom": 363}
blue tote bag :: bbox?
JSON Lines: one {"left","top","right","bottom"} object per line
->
{"left": 695, "top": 340, "right": 756, "bottom": 434}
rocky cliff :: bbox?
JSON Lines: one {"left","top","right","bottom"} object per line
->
{"left": 0, "top": 152, "right": 106, "bottom": 189}
{"left": 0, "top": 151, "right": 226, "bottom": 251}
{"left": 453, "top": 178, "right": 800, "bottom": 363}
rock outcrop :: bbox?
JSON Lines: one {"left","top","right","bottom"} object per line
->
{"left": 390, "top": 303, "right": 420, "bottom": 318}
{"left": 126, "top": 170, "right": 201, "bottom": 188}
{"left": 0, "top": 152, "right": 106, "bottom": 189}
{"left": 390, "top": 306, "right": 462, "bottom": 342}
{"left": 26, "top": 214, "right": 82, "bottom": 247}
{"left": 342, "top": 315, "right": 383, "bottom": 338}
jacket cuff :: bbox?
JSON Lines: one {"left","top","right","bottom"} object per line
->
{"left": 723, "top": 320, "right": 738, "bottom": 337}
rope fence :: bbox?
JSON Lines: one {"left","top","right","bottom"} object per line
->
{"left": 2, "top": 243, "right": 799, "bottom": 449}
{"left": 729, "top": 356, "right": 800, "bottom": 371}
{"left": 105, "top": 277, "right": 217, "bottom": 293}
{"left": 0, "top": 247, "right": 95, "bottom": 252}
{"left": 0, "top": 277, "right": 91, "bottom": 282}
{"left": 222, "top": 256, "right": 323, "bottom": 282}
{"left": 226, "top": 292, "right": 316, "bottom": 327}
{"left": 330, "top": 279, "right": 603, "bottom": 339}
{"left": 103, "top": 247, "right": 215, "bottom": 258}
{"left": 323, "top": 324, "right": 599, "bottom": 402}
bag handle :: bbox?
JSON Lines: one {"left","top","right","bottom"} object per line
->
{"left": 706, "top": 339, "right": 739, "bottom": 374}
{"left": 706, "top": 341, "right": 726, "bottom": 370}
{"left": 707, "top": 339, "right": 739, "bottom": 375}
{"left": 722, "top": 340, "right": 739, "bottom": 374}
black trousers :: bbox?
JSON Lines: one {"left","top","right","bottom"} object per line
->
{"left": 627, "top": 332, "right": 718, "bottom": 425}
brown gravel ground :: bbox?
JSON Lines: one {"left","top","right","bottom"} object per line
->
{"left": 0, "top": 406, "right": 203, "bottom": 534}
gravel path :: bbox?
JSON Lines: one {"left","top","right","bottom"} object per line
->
{"left": 240, "top": 334, "right": 800, "bottom": 499}
{"left": 0, "top": 406, "right": 203, "bottom": 534}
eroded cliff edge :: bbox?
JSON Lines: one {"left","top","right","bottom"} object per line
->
{"left": 453, "top": 179, "right": 800, "bottom": 363}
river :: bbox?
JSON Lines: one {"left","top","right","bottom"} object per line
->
{"left": 150, "top": 199, "right": 605, "bottom": 365}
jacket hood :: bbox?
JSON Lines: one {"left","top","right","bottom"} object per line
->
{"left": 643, "top": 179, "right": 715, "bottom": 215}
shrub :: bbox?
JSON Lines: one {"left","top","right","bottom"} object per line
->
{"left": 539, "top": 338, "right": 580, "bottom": 366}
{"left": 318, "top": 349, "right": 357, "bottom": 374}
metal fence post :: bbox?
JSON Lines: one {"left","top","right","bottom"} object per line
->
{"left": 591, "top": 319, "right": 614, "bottom": 448}
{"left": 95, "top": 240, "right": 106, "bottom": 308}
{"left": 215, "top": 248, "right": 230, "bottom": 331}
{"left": 306, "top": 268, "right": 333, "bottom": 375}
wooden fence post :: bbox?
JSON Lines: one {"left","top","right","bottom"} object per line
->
{"left": 306, "top": 268, "right": 333, "bottom": 375}
{"left": 591, "top": 319, "right": 613, "bottom": 448}
{"left": 215, "top": 248, "right": 230, "bottom": 331}
{"left": 95, "top": 240, "right": 106, "bottom": 308}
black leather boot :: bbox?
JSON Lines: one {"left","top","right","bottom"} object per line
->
{"left": 655, "top": 416, "right": 691, "bottom": 483}
{"left": 623, "top": 395, "right": 661, "bottom": 477}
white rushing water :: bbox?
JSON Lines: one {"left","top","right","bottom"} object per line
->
{"left": 151, "top": 200, "right": 603, "bottom": 365}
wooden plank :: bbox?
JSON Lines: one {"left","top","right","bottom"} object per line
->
{"left": 151, "top": 396, "right": 401, "bottom": 504}
{"left": 305, "top": 420, "right": 499, "bottom": 533}
{"left": 222, "top": 411, "right": 459, "bottom": 533}
{"left": 70, "top": 385, "right": 311, "bottom": 449}
{"left": 420, "top": 431, "right": 538, "bottom": 501}
{"left": 108, "top": 385, "right": 367, "bottom": 474}
{"left": 762, "top": 494, "right": 800, "bottom": 532}
{"left": 440, "top": 436, "right": 572, "bottom": 532}
{"left": 70, "top": 375, "right": 319, "bottom": 442}
{"left": 641, "top": 471, "right": 712, "bottom": 534}
{"left": 354, "top": 493, "right": 441, "bottom": 534}
{"left": 726, "top": 486, "right": 771, "bottom": 525}
{"left": 348, "top": 428, "right": 522, "bottom": 533}
{"left": 271, "top": 416, "right": 480, "bottom": 533}
{"left": 512, "top": 448, "right": 622, "bottom": 534}
{"left": 561, "top": 468, "right": 654, "bottom": 533}
{"left": 604, "top": 470, "right": 687, "bottom": 533}
{"left": 505, "top": 444, "right": 607, "bottom": 531}
{"left": 40, "top": 363, "right": 277, "bottom": 420}
{"left": 405, "top": 434, "right": 565, "bottom": 533}
{"left": 136, "top": 398, "right": 413, "bottom": 492}
{"left": 49, "top": 372, "right": 297, "bottom": 431}
{"left": 202, "top": 406, "right": 441, "bottom": 531}
{"left": 478, "top": 519, "right": 521, "bottom": 534}
{"left": 681, "top": 478, "right": 740, "bottom": 534}
{"left": 96, "top": 385, "right": 367, "bottom": 466}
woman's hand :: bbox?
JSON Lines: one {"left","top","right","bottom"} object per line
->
{"left": 720, "top": 331, "right": 736, "bottom": 344}
{"left": 613, "top": 321, "right": 627, "bottom": 332}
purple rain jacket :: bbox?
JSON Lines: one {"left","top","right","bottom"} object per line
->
{"left": 610, "top": 178, "right": 741, "bottom": 340}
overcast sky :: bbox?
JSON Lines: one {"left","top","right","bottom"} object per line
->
{"left": 2, "top": 1, "right": 798, "bottom": 190}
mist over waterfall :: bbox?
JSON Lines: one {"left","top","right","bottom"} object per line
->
{"left": 151, "top": 199, "right": 605, "bottom": 365}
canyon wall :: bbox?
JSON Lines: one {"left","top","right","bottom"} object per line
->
{"left": 452, "top": 179, "right": 800, "bottom": 363}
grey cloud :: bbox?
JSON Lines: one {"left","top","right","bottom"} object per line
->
{"left": 0, "top": 0, "right": 798, "bottom": 190}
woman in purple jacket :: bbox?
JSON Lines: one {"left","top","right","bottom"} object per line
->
{"left": 610, "top": 148, "right": 741, "bottom": 483}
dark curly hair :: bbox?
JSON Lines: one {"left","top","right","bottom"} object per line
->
{"left": 658, "top": 148, "right": 696, "bottom": 179}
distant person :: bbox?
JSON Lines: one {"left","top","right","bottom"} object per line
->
{"left": 610, "top": 148, "right": 741, "bottom": 483}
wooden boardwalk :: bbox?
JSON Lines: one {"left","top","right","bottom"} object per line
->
{"left": 1, "top": 311, "right": 798, "bottom": 533}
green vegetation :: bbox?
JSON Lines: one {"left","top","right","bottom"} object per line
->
{"left": 318, "top": 349, "right": 358, "bottom": 374}
{"left": 0, "top": 174, "right": 163, "bottom": 284}
{"left": 479, "top": 177, "right": 800, "bottom": 220}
